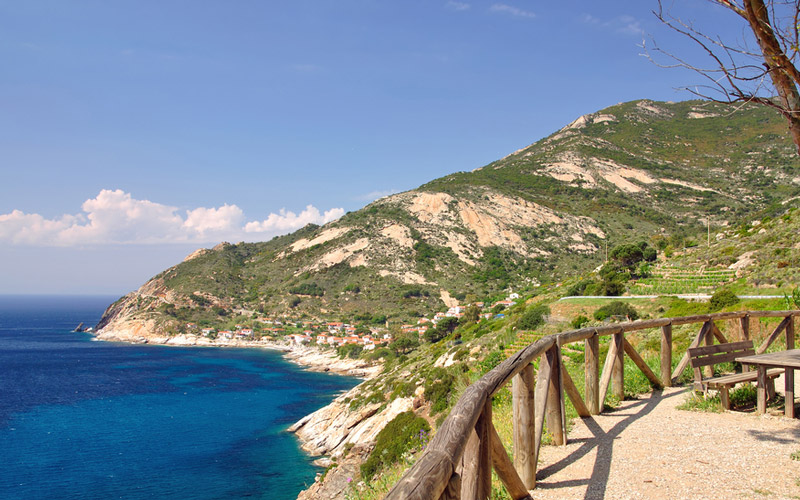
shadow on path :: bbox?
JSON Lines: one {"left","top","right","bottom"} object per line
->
{"left": 535, "top": 389, "right": 685, "bottom": 500}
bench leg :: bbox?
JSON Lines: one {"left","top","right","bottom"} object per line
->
{"left": 766, "top": 378, "right": 776, "bottom": 401}
{"left": 719, "top": 387, "right": 730, "bottom": 410}
{"left": 786, "top": 368, "right": 795, "bottom": 419}
{"left": 757, "top": 367, "right": 767, "bottom": 415}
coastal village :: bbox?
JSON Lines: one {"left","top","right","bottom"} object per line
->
{"left": 183, "top": 293, "right": 520, "bottom": 350}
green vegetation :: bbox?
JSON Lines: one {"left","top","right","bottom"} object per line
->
{"left": 360, "top": 411, "right": 430, "bottom": 481}
{"left": 593, "top": 301, "right": 639, "bottom": 321}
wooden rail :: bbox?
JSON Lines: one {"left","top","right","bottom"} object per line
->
{"left": 385, "top": 310, "right": 800, "bottom": 500}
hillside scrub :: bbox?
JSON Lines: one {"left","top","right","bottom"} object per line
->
{"left": 593, "top": 301, "right": 639, "bottom": 321}
{"left": 360, "top": 411, "right": 430, "bottom": 481}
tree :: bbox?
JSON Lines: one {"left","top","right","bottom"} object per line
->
{"left": 425, "top": 317, "right": 458, "bottom": 343}
{"left": 651, "top": 0, "right": 800, "bottom": 154}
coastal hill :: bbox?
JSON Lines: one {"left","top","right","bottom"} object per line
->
{"left": 96, "top": 99, "right": 800, "bottom": 339}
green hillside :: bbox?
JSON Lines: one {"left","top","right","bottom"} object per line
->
{"left": 97, "top": 99, "right": 800, "bottom": 335}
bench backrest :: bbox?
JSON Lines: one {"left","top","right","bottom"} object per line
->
{"left": 687, "top": 340, "right": 754, "bottom": 387}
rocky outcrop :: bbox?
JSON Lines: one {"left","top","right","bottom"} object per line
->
{"left": 289, "top": 388, "right": 416, "bottom": 499}
{"left": 283, "top": 345, "right": 382, "bottom": 378}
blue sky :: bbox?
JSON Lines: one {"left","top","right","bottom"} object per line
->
{"left": 0, "top": 1, "right": 751, "bottom": 294}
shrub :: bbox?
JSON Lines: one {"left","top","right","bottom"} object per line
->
{"left": 288, "top": 282, "right": 324, "bottom": 296}
{"left": 709, "top": 288, "right": 739, "bottom": 311}
{"left": 424, "top": 367, "right": 460, "bottom": 415}
{"left": 593, "top": 302, "right": 639, "bottom": 321}
{"left": 571, "top": 314, "right": 590, "bottom": 329}
{"left": 517, "top": 304, "right": 550, "bottom": 330}
{"left": 425, "top": 317, "right": 458, "bottom": 343}
{"left": 360, "top": 411, "right": 431, "bottom": 481}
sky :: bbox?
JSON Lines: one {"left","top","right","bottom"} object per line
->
{"left": 0, "top": 1, "right": 755, "bottom": 295}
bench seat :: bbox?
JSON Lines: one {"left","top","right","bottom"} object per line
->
{"left": 688, "top": 340, "right": 783, "bottom": 410}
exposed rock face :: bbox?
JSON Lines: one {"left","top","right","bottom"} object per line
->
{"left": 289, "top": 389, "right": 415, "bottom": 499}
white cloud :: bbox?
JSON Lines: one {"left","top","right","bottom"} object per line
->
{"left": 446, "top": 1, "right": 470, "bottom": 11}
{"left": 490, "top": 4, "right": 535, "bottom": 19}
{"left": 581, "top": 13, "right": 643, "bottom": 36}
{"left": 244, "top": 205, "right": 345, "bottom": 233}
{"left": 0, "top": 189, "right": 344, "bottom": 246}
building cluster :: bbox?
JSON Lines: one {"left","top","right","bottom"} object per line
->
{"left": 183, "top": 293, "right": 520, "bottom": 347}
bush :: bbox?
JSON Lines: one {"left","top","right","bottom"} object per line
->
{"left": 337, "top": 343, "right": 363, "bottom": 359}
{"left": 425, "top": 316, "right": 458, "bottom": 343}
{"left": 360, "top": 411, "right": 430, "bottom": 481}
{"left": 593, "top": 302, "right": 639, "bottom": 321}
{"left": 517, "top": 304, "right": 550, "bottom": 330}
{"left": 571, "top": 314, "right": 590, "bottom": 329}
{"left": 424, "top": 367, "right": 460, "bottom": 415}
{"left": 709, "top": 288, "right": 739, "bottom": 311}
{"left": 288, "top": 282, "right": 324, "bottom": 296}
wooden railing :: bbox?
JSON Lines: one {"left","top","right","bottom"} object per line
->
{"left": 385, "top": 310, "right": 798, "bottom": 500}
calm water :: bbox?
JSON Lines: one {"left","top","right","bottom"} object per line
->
{"left": 0, "top": 295, "right": 357, "bottom": 500}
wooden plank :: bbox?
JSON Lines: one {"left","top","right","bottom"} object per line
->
{"left": 689, "top": 340, "right": 754, "bottom": 357}
{"left": 545, "top": 345, "right": 565, "bottom": 446}
{"left": 749, "top": 310, "right": 800, "bottom": 318}
{"left": 533, "top": 348, "right": 554, "bottom": 468}
{"left": 740, "top": 315, "right": 750, "bottom": 341}
{"left": 461, "top": 400, "right": 491, "bottom": 500}
{"left": 622, "top": 338, "right": 662, "bottom": 389}
{"left": 585, "top": 334, "right": 600, "bottom": 414}
{"left": 561, "top": 361, "right": 591, "bottom": 417}
{"left": 511, "top": 364, "right": 535, "bottom": 489}
{"left": 787, "top": 316, "right": 795, "bottom": 351}
{"left": 711, "top": 323, "right": 729, "bottom": 344}
{"left": 440, "top": 473, "right": 461, "bottom": 500}
{"left": 611, "top": 333, "right": 625, "bottom": 401}
{"left": 691, "top": 349, "right": 756, "bottom": 368}
{"left": 671, "top": 320, "right": 712, "bottom": 382}
{"left": 756, "top": 316, "right": 791, "bottom": 354}
{"left": 706, "top": 368, "right": 782, "bottom": 387}
{"left": 598, "top": 334, "right": 620, "bottom": 407}
{"left": 661, "top": 324, "right": 672, "bottom": 388}
{"left": 488, "top": 424, "right": 531, "bottom": 500}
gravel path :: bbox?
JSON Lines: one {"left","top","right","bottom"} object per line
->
{"left": 529, "top": 387, "right": 800, "bottom": 500}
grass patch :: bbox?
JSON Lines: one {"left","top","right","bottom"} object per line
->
{"left": 677, "top": 392, "right": 723, "bottom": 413}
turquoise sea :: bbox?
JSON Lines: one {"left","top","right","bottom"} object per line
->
{"left": 0, "top": 295, "right": 358, "bottom": 500}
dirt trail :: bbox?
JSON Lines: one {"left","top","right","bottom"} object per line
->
{"left": 530, "top": 387, "right": 800, "bottom": 500}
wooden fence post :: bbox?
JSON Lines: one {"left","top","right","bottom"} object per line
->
{"left": 611, "top": 333, "right": 624, "bottom": 401}
{"left": 545, "top": 345, "right": 565, "bottom": 446}
{"left": 462, "top": 399, "right": 492, "bottom": 500}
{"left": 512, "top": 364, "right": 536, "bottom": 489}
{"left": 660, "top": 324, "right": 672, "bottom": 387}
{"left": 585, "top": 333, "right": 600, "bottom": 414}
{"left": 740, "top": 315, "right": 750, "bottom": 341}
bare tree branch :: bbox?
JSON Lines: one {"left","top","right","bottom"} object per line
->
{"left": 650, "top": 0, "right": 800, "bottom": 154}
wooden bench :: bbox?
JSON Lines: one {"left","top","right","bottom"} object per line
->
{"left": 688, "top": 340, "right": 782, "bottom": 410}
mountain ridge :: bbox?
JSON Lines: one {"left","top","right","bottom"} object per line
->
{"left": 96, "top": 98, "right": 800, "bottom": 338}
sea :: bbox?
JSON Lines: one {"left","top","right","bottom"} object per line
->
{"left": 0, "top": 295, "right": 358, "bottom": 500}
